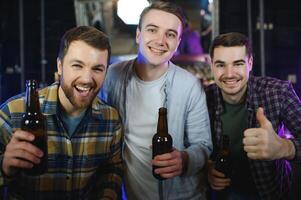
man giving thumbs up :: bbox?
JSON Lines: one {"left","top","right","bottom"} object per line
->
{"left": 206, "top": 32, "right": 301, "bottom": 200}
{"left": 243, "top": 107, "right": 295, "bottom": 161}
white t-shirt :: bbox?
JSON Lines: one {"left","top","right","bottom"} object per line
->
{"left": 124, "top": 71, "right": 167, "bottom": 200}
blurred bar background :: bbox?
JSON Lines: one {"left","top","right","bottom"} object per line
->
{"left": 0, "top": 0, "right": 300, "bottom": 196}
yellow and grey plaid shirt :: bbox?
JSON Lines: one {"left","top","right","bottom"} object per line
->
{"left": 0, "top": 82, "right": 123, "bottom": 200}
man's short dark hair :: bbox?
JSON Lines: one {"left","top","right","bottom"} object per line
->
{"left": 210, "top": 32, "right": 253, "bottom": 59}
{"left": 57, "top": 26, "right": 111, "bottom": 65}
{"left": 138, "top": 1, "right": 186, "bottom": 35}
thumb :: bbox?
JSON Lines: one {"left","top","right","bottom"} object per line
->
{"left": 256, "top": 107, "right": 270, "bottom": 129}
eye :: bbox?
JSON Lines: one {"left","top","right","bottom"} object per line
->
{"left": 72, "top": 64, "right": 82, "bottom": 69}
{"left": 216, "top": 63, "right": 224, "bottom": 68}
{"left": 166, "top": 32, "right": 176, "bottom": 39}
{"left": 93, "top": 66, "right": 105, "bottom": 73}
{"left": 234, "top": 62, "right": 244, "bottom": 66}
{"left": 147, "top": 28, "right": 156, "bottom": 33}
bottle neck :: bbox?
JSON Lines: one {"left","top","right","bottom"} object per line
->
{"left": 26, "top": 85, "right": 40, "bottom": 113}
{"left": 157, "top": 107, "right": 168, "bottom": 135}
{"left": 220, "top": 135, "right": 230, "bottom": 153}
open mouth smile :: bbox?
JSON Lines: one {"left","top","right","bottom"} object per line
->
{"left": 75, "top": 85, "right": 92, "bottom": 97}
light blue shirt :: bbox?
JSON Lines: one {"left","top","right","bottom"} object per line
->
{"left": 100, "top": 59, "right": 212, "bottom": 200}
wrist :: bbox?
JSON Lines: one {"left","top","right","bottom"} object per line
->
{"left": 1, "top": 159, "right": 18, "bottom": 178}
{"left": 1, "top": 165, "right": 16, "bottom": 178}
{"left": 181, "top": 151, "right": 189, "bottom": 175}
{"left": 281, "top": 138, "right": 296, "bottom": 160}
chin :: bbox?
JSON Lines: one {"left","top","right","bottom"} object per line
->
{"left": 74, "top": 101, "right": 91, "bottom": 109}
{"left": 154, "top": 58, "right": 170, "bottom": 66}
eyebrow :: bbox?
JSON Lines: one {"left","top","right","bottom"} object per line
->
{"left": 214, "top": 60, "right": 225, "bottom": 65}
{"left": 233, "top": 59, "right": 246, "bottom": 64}
{"left": 145, "top": 24, "right": 179, "bottom": 36}
{"left": 93, "top": 64, "right": 106, "bottom": 69}
{"left": 214, "top": 59, "right": 246, "bottom": 65}
{"left": 70, "top": 59, "right": 106, "bottom": 68}
{"left": 70, "top": 59, "right": 85, "bottom": 65}
{"left": 145, "top": 24, "right": 158, "bottom": 29}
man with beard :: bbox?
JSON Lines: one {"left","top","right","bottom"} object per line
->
{"left": 0, "top": 26, "right": 123, "bottom": 199}
{"left": 100, "top": 1, "right": 212, "bottom": 200}
{"left": 206, "top": 32, "right": 301, "bottom": 199}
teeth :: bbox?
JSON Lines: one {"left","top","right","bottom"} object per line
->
{"left": 150, "top": 47, "right": 165, "bottom": 53}
{"left": 76, "top": 86, "right": 90, "bottom": 91}
{"left": 225, "top": 80, "right": 237, "bottom": 84}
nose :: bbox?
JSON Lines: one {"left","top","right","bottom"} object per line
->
{"left": 81, "top": 69, "right": 93, "bottom": 83}
{"left": 224, "top": 66, "right": 234, "bottom": 77}
{"left": 156, "top": 31, "right": 166, "bottom": 45}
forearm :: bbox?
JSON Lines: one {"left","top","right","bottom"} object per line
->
{"left": 0, "top": 155, "right": 5, "bottom": 187}
{"left": 281, "top": 82, "right": 301, "bottom": 162}
{"left": 99, "top": 153, "right": 123, "bottom": 200}
{"left": 184, "top": 144, "right": 210, "bottom": 176}
{"left": 180, "top": 151, "right": 188, "bottom": 175}
{"left": 0, "top": 128, "right": 15, "bottom": 187}
{"left": 180, "top": 82, "right": 212, "bottom": 176}
{"left": 99, "top": 124, "right": 123, "bottom": 200}
{"left": 0, "top": 154, "right": 17, "bottom": 188}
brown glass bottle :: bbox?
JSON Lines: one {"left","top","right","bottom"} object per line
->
{"left": 152, "top": 107, "right": 173, "bottom": 180}
{"left": 21, "top": 80, "right": 47, "bottom": 176}
{"left": 215, "top": 134, "right": 231, "bottom": 177}
{"left": 214, "top": 134, "right": 231, "bottom": 199}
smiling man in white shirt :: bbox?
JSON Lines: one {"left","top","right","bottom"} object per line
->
{"left": 101, "top": 1, "right": 212, "bottom": 199}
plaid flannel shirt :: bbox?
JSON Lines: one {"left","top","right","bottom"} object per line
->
{"left": 0, "top": 82, "right": 123, "bottom": 200}
{"left": 205, "top": 75, "right": 301, "bottom": 200}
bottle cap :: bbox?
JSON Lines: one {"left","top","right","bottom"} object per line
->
{"left": 159, "top": 107, "right": 167, "bottom": 114}
{"left": 26, "top": 80, "right": 37, "bottom": 87}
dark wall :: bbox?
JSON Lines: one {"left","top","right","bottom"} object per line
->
{"left": 219, "top": 0, "right": 301, "bottom": 97}
{"left": 0, "top": 0, "right": 75, "bottom": 103}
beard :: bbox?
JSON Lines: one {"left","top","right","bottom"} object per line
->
{"left": 59, "top": 76, "right": 99, "bottom": 109}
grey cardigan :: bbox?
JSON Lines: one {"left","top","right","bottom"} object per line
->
{"left": 100, "top": 59, "right": 212, "bottom": 200}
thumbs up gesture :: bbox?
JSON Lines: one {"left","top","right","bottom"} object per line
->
{"left": 243, "top": 107, "right": 295, "bottom": 160}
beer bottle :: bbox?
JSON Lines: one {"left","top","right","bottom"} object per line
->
{"left": 215, "top": 134, "right": 231, "bottom": 177}
{"left": 214, "top": 134, "right": 231, "bottom": 199}
{"left": 21, "top": 80, "right": 47, "bottom": 176}
{"left": 152, "top": 107, "right": 173, "bottom": 180}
